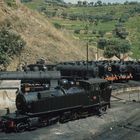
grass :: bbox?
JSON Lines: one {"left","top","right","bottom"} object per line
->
{"left": 23, "top": 0, "right": 46, "bottom": 10}
{"left": 125, "top": 15, "right": 140, "bottom": 59}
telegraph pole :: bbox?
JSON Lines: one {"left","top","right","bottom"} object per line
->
{"left": 86, "top": 42, "right": 89, "bottom": 77}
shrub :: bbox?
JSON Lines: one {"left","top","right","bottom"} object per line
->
{"left": 74, "top": 29, "right": 80, "bottom": 34}
{"left": 97, "top": 38, "right": 107, "bottom": 49}
{"left": 53, "top": 22, "right": 62, "bottom": 29}
{"left": 5, "top": 0, "right": 17, "bottom": 7}
{"left": 103, "top": 39, "right": 131, "bottom": 58}
{"left": 0, "top": 27, "right": 26, "bottom": 66}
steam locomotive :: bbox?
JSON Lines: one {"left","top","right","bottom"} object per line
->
{"left": 22, "top": 60, "right": 140, "bottom": 82}
{"left": 0, "top": 71, "right": 111, "bottom": 132}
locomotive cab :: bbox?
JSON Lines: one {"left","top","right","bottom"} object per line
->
{"left": 78, "top": 78, "right": 111, "bottom": 108}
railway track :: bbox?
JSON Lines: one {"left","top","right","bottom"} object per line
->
{"left": 91, "top": 104, "right": 140, "bottom": 140}
{"left": 117, "top": 112, "right": 140, "bottom": 132}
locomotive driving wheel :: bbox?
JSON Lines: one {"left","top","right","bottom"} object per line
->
{"left": 99, "top": 106, "right": 107, "bottom": 115}
{"left": 16, "top": 122, "right": 28, "bottom": 132}
{"left": 71, "top": 112, "right": 79, "bottom": 120}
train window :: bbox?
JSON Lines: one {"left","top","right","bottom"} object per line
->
{"left": 51, "top": 89, "right": 64, "bottom": 96}
{"left": 99, "top": 83, "right": 106, "bottom": 89}
{"left": 67, "top": 87, "right": 83, "bottom": 94}
{"left": 79, "top": 82, "right": 90, "bottom": 90}
{"left": 95, "top": 86, "right": 99, "bottom": 91}
{"left": 91, "top": 84, "right": 99, "bottom": 91}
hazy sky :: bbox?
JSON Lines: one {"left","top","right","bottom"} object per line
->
{"left": 64, "top": 0, "right": 140, "bottom": 4}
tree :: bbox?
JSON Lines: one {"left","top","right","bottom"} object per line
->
{"left": 74, "top": 29, "right": 80, "bottom": 34}
{"left": 89, "top": 2, "right": 94, "bottom": 6}
{"left": 83, "top": 1, "right": 88, "bottom": 6}
{"left": 113, "top": 24, "right": 129, "bottom": 39}
{"left": 96, "top": 0, "right": 102, "bottom": 6}
{"left": 103, "top": 39, "right": 131, "bottom": 58}
{"left": 61, "top": 12, "right": 68, "bottom": 19}
{"left": 53, "top": 22, "right": 62, "bottom": 29}
{"left": 77, "top": 1, "right": 82, "bottom": 6}
{"left": 69, "top": 14, "right": 77, "bottom": 20}
{"left": 21, "top": 0, "right": 32, "bottom": 2}
{"left": 5, "top": 0, "right": 17, "bottom": 7}
{"left": 124, "top": 1, "right": 129, "bottom": 5}
{"left": 101, "top": 14, "right": 113, "bottom": 22}
{"left": 119, "top": 14, "right": 130, "bottom": 23}
{"left": 97, "top": 38, "right": 107, "bottom": 49}
{"left": 98, "top": 30, "right": 106, "bottom": 37}
{"left": 104, "top": 45, "right": 116, "bottom": 58}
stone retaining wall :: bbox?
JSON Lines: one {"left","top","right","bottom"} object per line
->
{"left": 0, "top": 90, "right": 16, "bottom": 109}
{"left": 112, "top": 86, "right": 140, "bottom": 95}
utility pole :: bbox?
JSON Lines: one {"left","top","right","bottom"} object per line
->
{"left": 86, "top": 42, "right": 89, "bottom": 70}
{"left": 86, "top": 42, "right": 89, "bottom": 78}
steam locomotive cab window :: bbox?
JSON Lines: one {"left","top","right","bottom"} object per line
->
{"left": 51, "top": 89, "right": 64, "bottom": 97}
{"left": 99, "top": 83, "right": 107, "bottom": 90}
{"left": 78, "top": 78, "right": 109, "bottom": 97}
{"left": 92, "top": 84, "right": 99, "bottom": 91}
{"left": 79, "top": 82, "right": 90, "bottom": 90}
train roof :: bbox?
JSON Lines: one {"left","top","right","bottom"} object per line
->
{"left": 79, "top": 78, "right": 108, "bottom": 85}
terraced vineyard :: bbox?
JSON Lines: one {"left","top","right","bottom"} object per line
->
{"left": 24, "top": 0, "right": 140, "bottom": 59}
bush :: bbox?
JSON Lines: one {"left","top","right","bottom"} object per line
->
{"left": 53, "top": 22, "right": 62, "bottom": 29}
{"left": 92, "top": 30, "right": 97, "bottom": 34}
{"left": 74, "top": 29, "right": 80, "bottom": 34}
{"left": 5, "top": 0, "right": 17, "bottom": 7}
{"left": 103, "top": 39, "right": 131, "bottom": 58}
{"left": 21, "top": 0, "right": 32, "bottom": 2}
{"left": 0, "top": 27, "right": 26, "bottom": 66}
{"left": 97, "top": 38, "right": 107, "bottom": 49}
{"left": 113, "top": 24, "right": 129, "bottom": 39}
{"left": 98, "top": 30, "right": 106, "bottom": 37}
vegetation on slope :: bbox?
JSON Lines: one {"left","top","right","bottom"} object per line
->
{"left": 0, "top": 0, "right": 91, "bottom": 70}
{"left": 23, "top": 0, "right": 140, "bottom": 59}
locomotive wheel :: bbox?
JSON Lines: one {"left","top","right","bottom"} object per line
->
{"left": 59, "top": 115, "right": 67, "bottom": 123}
{"left": 71, "top": 112, "right": 79, "bottom": 121}
{"left": 99, "top": 106, "right": 107, "bottom": 114}
{"left": 16, "top": 122, "right": 27, "bottom": 132}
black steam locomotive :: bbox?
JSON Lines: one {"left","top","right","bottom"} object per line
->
{"left": 0, "top": 71, "right": 111, "bottom": 132}
{"left": 22, "top": 60, "right": 140, "bottom": 82}
{"left": 57, "top": 60, "right": 140, "bottom": 82}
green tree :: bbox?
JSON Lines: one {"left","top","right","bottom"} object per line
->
{"left": 96, "top": 0, "right": 102, "bottom": 6}
{"left": 113, "top": 24, "right": 129, "bottom": 39}
{"left": 5, "top": 0, "right": 17, "bottom": 7}
{"left": 97, "top": 38, "right": 107, "bottom": 49}
{"left": 74, "top": 29, "right": 80, "bottom": 34}
{"left": 103, "top": 39, "right": 131, "bottom": 58}
{"left": 53, "top": 22, "right": 62, "bottom": 29}
{"left": 98, "top": 30, "right": 106, "bottom": 37}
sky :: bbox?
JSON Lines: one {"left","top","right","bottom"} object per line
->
{"left": 64, "top": 0, "right": 140, "bottom": 4}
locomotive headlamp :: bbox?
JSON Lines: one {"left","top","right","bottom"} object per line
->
{"left": 61, "top": 79, "right": 68, "bottom": 85}
{"left": 93, "top": 96, "right": 97, "bottom": 100}
{"left": 108, "top": 67, "right": 112, "bottom": 72}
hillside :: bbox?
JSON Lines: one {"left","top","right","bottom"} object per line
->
{"left": 23, "top": 0, "right": 140, "bottom": 59}
{"left": 0, "top": 0, "right": 96, "bottom": 70}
